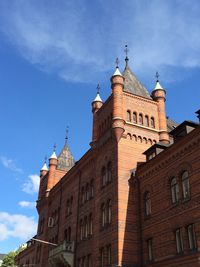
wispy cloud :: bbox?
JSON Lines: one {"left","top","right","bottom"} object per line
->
{"left": 22, "top": 174, "right": 40, "bottom": 195}
{"left": 0, "top": 212, "right": 37, "bottom": 241}
{"left": 0, "top": 156, "right": 23, "bottom": 173}
{"left": 0, "top": 0, "right": 200, "bottom": 82}
{"left": 18, "top": 201, "right": 36, "bottom": 209}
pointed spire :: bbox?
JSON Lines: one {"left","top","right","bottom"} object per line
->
{"left": 41, "top": 156, "right": 48, "bottom": 171}
{"left": 124, "top": 44, "right": 129, "bottom": 67}
{"left": 113, "top": 58, "right": 122, "bottom": 76}
{"left": 153, "top": 71, "right": 164, "bottom": 90}
{"left": 93, "top": 84, "right": 103, "bottom": 102}
{"left": 65, "top": 127, "right": 69, "bottom": 146}
{"left": 50, "top": 144, "right": 57, "bottom": 159}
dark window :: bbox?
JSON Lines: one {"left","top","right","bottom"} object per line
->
{"left": 90, "top": 180, "right": 94, "bottom": 198}
{"left": 182, "top": 171, "right": 190, "bottom": 200}
{"left": 127, "top": 110, "right": 131, "bottom": 122}
{"left": 171, "top": 177, "right": 179, "bottom": 204}
{"left": 133, "top": 112, "right": 137, "bottom": 123}
{"left": 101, "top": 203, "right": 106, "bottom": 227}
{"left": 145, "top": 115, "right": 149, "bottom": 127}
{"left": 107, "top": 245, "right": 111, "bottom": 265}
{"left": 88, "top": 254, "right": 92, "bottom": 267}
{"left": 100, "top": 248, "right": 104, "bottom": 267}
{"left": 80, "top": 220, "right": 84, "bottom": 240}
{"left": 151, "top": 117, "right": 155, "bottom": 128}
{"left": 107, "top": 162, "right": 112, "bottom": 183}
{"left": 139, "top": 113, "right": 143, "bottom": 125}
{"left": 89, "top": 213, "right": 93, "bottom": 236}
{"left": 102, "top": 167, "right": 106, "bottom": 187}
{"left": 145, "top": 192, "right": 151, "bottom": 216}
{"left": 107, "top": 199, "right": 112, "bottom": 224}
{"left": 175, "top": 228, "right": 183, "bottom": 254}
{"left": 187, "top": 224, "right": 196, "bottom": 250}
{"left": 86, "top": 183, "right": 90, "bottom": 201}
{"left": 147, "top": 239, "right": 153, "bottom": 262}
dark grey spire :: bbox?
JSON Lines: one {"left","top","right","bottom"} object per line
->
{"left": 122, "top": 47, "right": 151, "bottom": 99}
{"left": 57, "top": 129, "right": 75, "bottom": 171}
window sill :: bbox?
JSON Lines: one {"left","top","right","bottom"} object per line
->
{"left": 182, "top": 197, "right": 191, "bottom": 203}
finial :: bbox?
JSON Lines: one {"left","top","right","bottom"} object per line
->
{"left": 155, "top": 71, "right": 160, "bottom": 82}
{"left": 115, "top": 57, "right": 119, "bottom": 68}
{"left": 53, "top": 143, "right": 56, "bottom": 152}
{"left": 124, "top": 44, "right": 129, "bottom": 66}
{"left": 97, "top": 84, "right": 100, "bottom": 94}
{"left": 65, "top": 126, "right": 69, "bottom": 145}
{"left": 44, "top": 155, "right": 47, "bottom": 163}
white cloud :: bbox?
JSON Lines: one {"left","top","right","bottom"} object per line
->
{"left": 18, "top": 201, "right": 36, "bottom": 209}
{"left": 0, "top": 156, "right": 23, "bottom": 173}
{"left": 22, "top": 174, "right": 40, "bottom": 195}
{"left": 0, "top": 212, "right": 37, "bottom": 241}
{"left": 0, "top": 0, "right": 200, "bottom": 82}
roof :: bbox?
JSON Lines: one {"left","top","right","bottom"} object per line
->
{"left": 122, "top": 64, "right": 151, "bottom": 99}
{"left": 167, "top": 118, "right": 179, "bottom": 132}
{"left": 50, "top": 151, "right": 57, "bottom": 159}
{"left": 113, "top": 67, "right": 122, "bottom": 76}
{"left": 57, "top": 143, "right": 75, "bottom": 171}
{"left": 93, "top": 93, "right": 102, "bottom": 102}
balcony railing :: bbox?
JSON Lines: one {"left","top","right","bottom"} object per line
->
{"left": 49, "top": 241, "right": 74, "bottom": 267}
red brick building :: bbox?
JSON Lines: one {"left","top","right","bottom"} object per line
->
{"left": 16, "top": 55, "right": 200, "bottom": 267}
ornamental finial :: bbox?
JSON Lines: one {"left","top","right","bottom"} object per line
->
{"left": 124, "top": 44, "right": 129, "bottom": 66}
{"left": 155, "top": 71, "right": 160, "bottom": 82}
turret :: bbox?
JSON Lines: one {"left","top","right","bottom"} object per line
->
{"left": 111, "top": 59, "right": 125, "bottom": 142}
{"left": 151, "top": 73, "right": 170, "bottom": 144}
{"left": 46, "top": 145, "right": 58, "bottom": 196}
{"left": 40, "top": 157, "right": 48, "bottom": 178}
{"left": 91, "top": 84, "right": 103, "bottom": 145}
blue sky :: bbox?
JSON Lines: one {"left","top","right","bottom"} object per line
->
{"left": 0, "top": 0, "right": 200, "bottom": 253}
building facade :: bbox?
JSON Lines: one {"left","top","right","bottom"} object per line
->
{"left": 16, "top": 56, "right": 200, "bottom": 267}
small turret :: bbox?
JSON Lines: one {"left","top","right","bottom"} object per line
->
{"left": 40, "top": 157, "right": 48, "bottom": 178}
{"left": 91, "top": 84, "right": 103, "bottom": 145}
{"left": 46, "top": 145, "right": 58, "bottom": 196}
{"left": 151, "top": 72, "right": 170, "bottom": 144}
{"left": 111, "top": 58, "right": 125, "bottom": 142}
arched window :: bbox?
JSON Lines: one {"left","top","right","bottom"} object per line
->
{"left": 90, "top": 180, "right": 94, "bottom": 198}
{"left": 64, "top": 229, "right": 68, "bottom": 241}
{"left": 151, "top": 117, "right": 155, "bottom": 128}
{"left": 68, "top": 227, "right": 71, "bottom": 242}
{"left": 171, "top": 177, "right": 179, "bottom": 204}
{"left": 182, "top": 171, "right": 190, "bottom": 199}
{"left": 145, "top": 115, "right": 149, "bottom": 127}
{"left": 107, "top": 199, "right": 112, "bottom": 224}
{"left": 127, "top": 110, "right": 131, "bottom": 122}
{"left": 101, "top": 203, "right": 106, "bottom": 227}
{"left": 84, "top": 217, "right": 88, "bottom": 238}
{"left": 107, "top": 162, "right": 112, "bottom": 183}
{"left": 145, "top": 192, "right": 151, "bottom": 216}
{"left": 89, "top": 213, "right": 93, "bottom": 236}
{"left": 85, "top": 183, "right": 89, "bottom": 201}
{"left": 139, "top": 114, "right": 143, "bottom": 125}
{"left": 100, "top": 248, "right": 104, "bottom": 267}
{"left": 80, "top": 220, "right": 84, "bottom": 240}
{"left": 133, "top": 112, "right": 137, "bottom": 123}
{"left": 102, "top": 167, "right": 106, "bottom": 186}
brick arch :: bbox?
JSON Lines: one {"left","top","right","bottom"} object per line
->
{"left": 148, "top": 138, "right": 152, "bottom": 145}
{"left": 126, "top": 133, "right": 132, "bottom": 140}
{"left": 177, "top": 162, "right": 193, "bottom": 176}
{"left": 143, "top": 137, "right": 147, "bottom": 144}
{"left": 138, "top": 136, "right": 142, "bottom": 143}
{"left": 132, "top": 134, "right": 137, "bottom": 141}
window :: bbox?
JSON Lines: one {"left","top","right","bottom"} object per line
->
{"left": 80, "top": 220, "right": 84, "bottom": 240}
{"left": 101, "top": 204, "right": 106, "bottom": 227}
{"left": 107, "top": 245, "right": 111, "bottom": 265}
{"left": 81, "top": 187, "right": 85, "bottom": 204}
{"left": 145, "top": 192, "right": 151, "bottom": 216}
{"left": 145, "top": 115, "right": 149, "bottom": 127}
{"left": 89, "top": 214, "right": 93, "bottom": 236}
{"left": 147, "top": 239, "right": 153, "bottom": 262}
{"left": 127, "top": 110, "right": 131, "bottom": 122}
{"left": 139, "top": 113, "right": 143, "bottom": 125}
{"left": 84, "top": 217, "right": 88, "bottom": 238}
{"left": 187, "top": 224, "right": 196, "bottom": 250}
{"left": 175, "top": 228, "right": 183, "bottom": 254}
{"left": 171, "top": 177, "right": 179, "bottom": 204}
{"left": 133, "top": 112, "right": 137, "bottom": 123}
{"left": 88, "top": 254, "right": 92, "bottom": 267}
{"left": 100, "top": 248, "right": 104, "bottom": 267}
{"left": 151, "top": 117, "right": 155, "bottom": 128}
{"left": 102, "top": 167, "right": 106, "bottom": 187}
{"left": 107, "top": 162, "right": 112, "bottom": 183}
{"left": 86, "top": 183, "right": 90, "bottom": 201}
{"left": 90, "top": 180, "right": 94, "bottom": 198}
{"left": 182, "top": 171, "right": 190, "bottom": 200}
{"left": 107, "top": 200, "right": 112, "bottom": 224}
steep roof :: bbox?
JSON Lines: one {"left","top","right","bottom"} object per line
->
{"left": 57, "top": 143, "right": 75, "bottom": 171}
{"left": 167, "top": 118, "right": 179, "bottom": 132}
{"left": 122, "top": 64, "right": 151, "bottom": 99}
